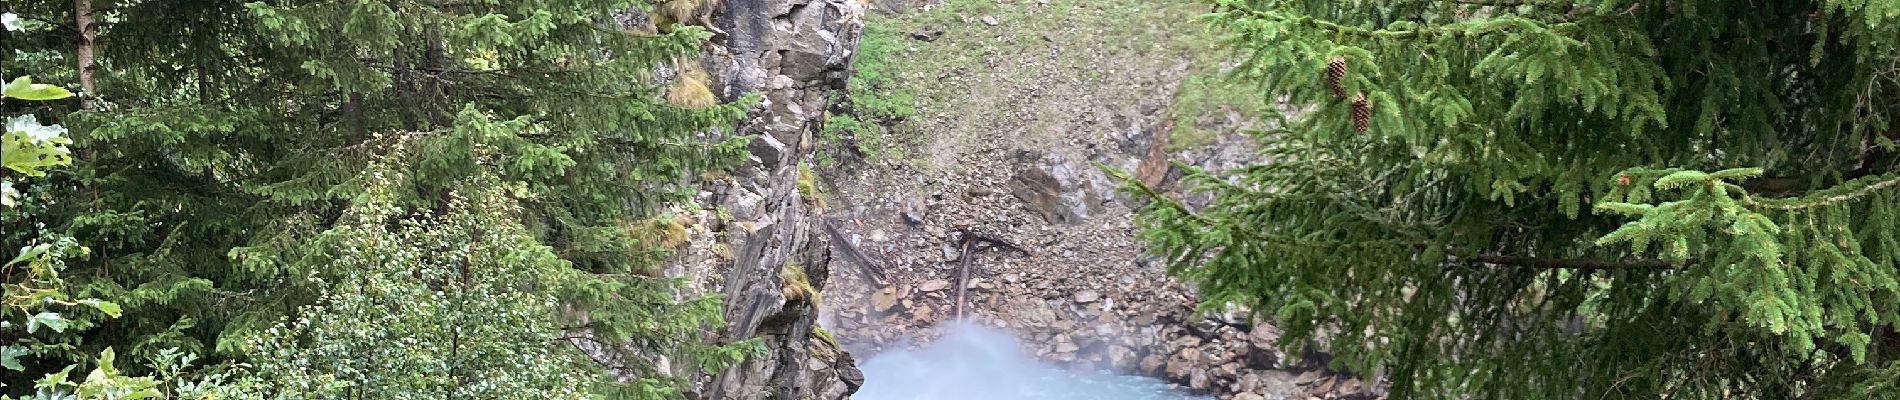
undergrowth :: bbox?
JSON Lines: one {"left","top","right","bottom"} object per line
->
{"left": 821, "top": 23, "right": 914, "bottom": 166}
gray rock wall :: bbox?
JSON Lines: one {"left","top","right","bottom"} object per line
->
{"left": 693, "top": 0, "right": 865, "bottom": 398}
{"left": 600, "top": 0, "right": 867, "bottom": 399}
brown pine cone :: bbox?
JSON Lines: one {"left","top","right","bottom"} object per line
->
{"left": 1351, "top": 91, "right": 1371, "bottom": 133}
{"left": 1327, "top": 56, "right": 1348, "bottom": 99}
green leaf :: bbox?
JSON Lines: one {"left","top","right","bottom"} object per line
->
{"left": 79, "top": 299, "right": 123, "bottom": 318}
{"left": 125, "top": 388, "right": 165, "bottom": 400}
{"left": 36, "top": 365, "right": 76, "bottom": 389}
{"left": 2, "top": 76, "right": 75, "bottom": 101}
{"left": 7, "top": 243, "right": 51, "bottom": 266}
{"left": 0, "top": 345, "right": 26, "bottom": 371}
{"left": 3, "top": 116, "right": 75, "bottom": 177}
{"left": 92, "top": 348, "right": 117, "bottom": 378}
{"left": 26, "top": 312, "right": 68, "bottom": 334}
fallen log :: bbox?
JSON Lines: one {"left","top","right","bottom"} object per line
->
{"left": 823, "top": 219, "right": 888, "bottom": 285}
{"left": 951, "top": 227, "right": 1031, "bottom": 320}
{"left": 955, "top": 236, "right": 973, "bottom": 320}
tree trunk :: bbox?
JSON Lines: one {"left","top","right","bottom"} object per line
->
{"left": 421, "top": 1, "right": 448, "bottom": 128}
{"left": 74, "top": 0, "right": 96, "bottom": 109}
{"left": 344, "top": 91, "right": 366, "bottom": 145}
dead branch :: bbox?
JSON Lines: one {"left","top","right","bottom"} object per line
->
{"left": 823, "top": 219, "right": 888, "bottom": 284}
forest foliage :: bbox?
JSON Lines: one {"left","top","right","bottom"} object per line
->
{"left": 2, "top": 0, "right": 750, "bottom": 397}
{"left": 1124, "top": 0, "right": 1900, "bottom": 398}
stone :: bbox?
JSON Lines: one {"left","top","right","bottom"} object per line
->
{"left": 1245, "top": 343, "right": 1281, "bottom": 369}
{"left": 912, "top": 304, "right": 935, "bottom": 322}
{"left": 942, "top": 244, "right": 960, "bottom": 261}
{"left": 1294, "top": 370, "right": 1322, "bottom": 385}
{"left": 1232, "top": 393, "right": 1265, "bottom": 400}
{"left": 768, "top": 74, "right": 796, "bottom": 90}
{"left": 1055, "top": 341, "right": 1080, "bottom": 353}
{"left": 1336, "top": 378, "right": 1361, "bottom": 394}
{"left": 871, "top": 286, "right": 900, "bottom": 312}
{"left": 779, "top": 48, "right": 832, "bottom": 80}
{"left": 910, "top": 28, "right": 943, "bottom": 42}
{"left": 902, "top": 204, "right": 927, "bottom": 227}
{"left": 1107, "top": 345, "right": 1137, "bottom": 370}
{"left": 1217, "top": 348, "right": 1242, "bottom": 364}
{"left": 1188, "top": 319, "right": 1226, "bottom": 338}
{"left": 726, "top": 189, "right": 766, "bottom": 221}
{"left": 1249, "top": 324, "right": 1280, "bottom": 348}
{"left": 1008, "top": 154, "right": 1077, "bottom": 224}
{"left": 1140, "top": 354, "right": 1166, "bottom": 375}
{"left": 746, "top": 134, "right": 787, "bottom": 170}
{"left": 835, "top": 352, "right": 865, "bottom": 390}
{"left": 918, "top": 279, "right": 951, "bottom": 292}
{"left": 1051, "top": 318, "right": 1075, "bottom": 331}
{"left": 1164, "top": 359, "right": 1192, "bottom": 380}
{"left": 1311, "top": 377, "right": 1337, "bottom": 394}
{"left": 1189, "top": 368, "right": 1210, "bottom": 391}
{"left": 1237, "top": 372, "right": 1263, "bottom": 393}
{"left": 1174, "top": 335, "right": 1203, "bottom": 348}
{"left": 1176, "top": 347, "right": 1203, "bottom": 364}
{"left": 1073, "top": 290, "right": 1100, "bottom": 303}
{"left": 1218, "top": 362, "right": 1242, "bottom": 379}
{"left": 981, "top": 15, "right": 999, "bottom": 26}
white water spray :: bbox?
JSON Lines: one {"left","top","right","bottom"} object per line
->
{"left": 853, "top": 322, "right": 1205, "bottom": 400}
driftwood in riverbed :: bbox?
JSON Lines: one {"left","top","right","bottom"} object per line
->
{"left": 823, "top": 219, "right": 888, "bottom": 285}
{"left": 952, "top": 227, "right": 1031, "bottom": 319}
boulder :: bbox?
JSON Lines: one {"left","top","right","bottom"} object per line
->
{"left": 1107, "top": 345, "right": 1138, "bottom": 370}
{"left": 1189, "top": 368, "right": 1210, "bottom": 391}
{"left": 1007, "top": 151, "right": 1108, "bottom": 225}
{"left": 1140, "top": 354, "right": 1166, "bottom": 375}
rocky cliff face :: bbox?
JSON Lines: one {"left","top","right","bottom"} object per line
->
{"left": 643, "top": 0, "right": 867, "bottom": 399}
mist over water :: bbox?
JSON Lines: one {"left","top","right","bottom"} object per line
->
{"left": 854, "top": 322, "right": 1206, "bottom": 400}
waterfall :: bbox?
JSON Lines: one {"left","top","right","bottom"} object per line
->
{"left": 854, "top": 321, "right": 1204, "bottom": 400}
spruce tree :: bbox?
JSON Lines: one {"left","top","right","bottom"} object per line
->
{"left": 1125, "top": 0, "right": 1900, "bottom": 398}
{"left": 4, "top": 70, "right": 247, "bottom": 400}
{"left": 2, "top": 0, "right": 751, "bottom": 396}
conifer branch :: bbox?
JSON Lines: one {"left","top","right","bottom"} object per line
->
{"left": 1112, "top": 165, "right": 1691, "bottom": 271}
{"left": 1466, "top": 254, "right": 1684, "bottom": 270}
{"left": 1445, "top": 0, "right": 1548, "bottom": 7}
{"left": 1102, "top": 163, "right": 1217, "bottom": 225}
{"left": 1217, "top": 2, "right": 1584, "bottom": 40}
{"left": 1745, "top": 173, "right": 1900, "bottom": 211}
